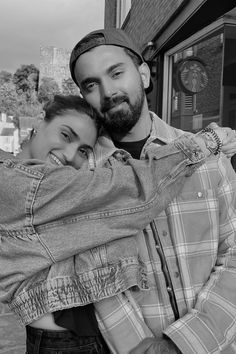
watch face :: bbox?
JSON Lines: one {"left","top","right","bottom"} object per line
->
{"left": 176, "top": 58, "right": 209, "bottom": 95}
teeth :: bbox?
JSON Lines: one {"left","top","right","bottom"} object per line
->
{"left": 50, "top": 153, "right": 63, "bottom": 166}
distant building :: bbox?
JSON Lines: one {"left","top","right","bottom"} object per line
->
{"left": 0, "top": 113, "right": 37, "bottom": 154}
{"left": 0, "top": 113, "right": 19, "bottom": 154}
{"left": 39, "top": 45, "right": 71, "bottom": 88}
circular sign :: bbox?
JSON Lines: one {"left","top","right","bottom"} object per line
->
{"left": 176, "top": 58, "right": 208, "bottom": 94}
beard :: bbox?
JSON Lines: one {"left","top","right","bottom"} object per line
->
{"left": 98, "top": 80, "right": 145, "bottom": 136}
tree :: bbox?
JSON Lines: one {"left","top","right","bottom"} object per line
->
{"left": 0, "top": 71, "right": 13, "bottom": 85}
{"left": 61, "top": 77, "right": 80, "bottom": 96}
{"left": 0, "top": 76, "right": 42, "bottom": 118}
{"left": 0, "top": 82, "right": 19, "bottom": 116}
{"left": 38, "top": 77, "right": 61, "bottom": 104}
{"left": 13, "top": 64, "right": 39, "bottom": 100}
{"left": 16, "top": 92, "right": 43, "bottom": 117}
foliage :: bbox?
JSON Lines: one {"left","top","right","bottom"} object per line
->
{"left": 0, "top": 81, "right": 19, "bottom": 116}
{"left": 0, "top": 71, "right": 13, "bottom": 85}
{"left": 13, "top": 64, "right": 39, "bottom": 100}
{"left": 0, "top": 67, "right": 42, "bottom": 117}
{"left": 61, "top": 77, "right": 80, "bottom": 96}
{"left": 38, "top": 77, "right": 61, "bottom": 104}
{"left": 0, "top": 64, "right": 77, "bottom": 119}
{"left": 16, "top": 93, "right": 43, "bottom": 117}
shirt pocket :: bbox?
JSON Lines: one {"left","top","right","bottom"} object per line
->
{"left": 166, "top": 189, "right": 219, "bottom": 285}
{"left": 167, "top": 188, "right": 219, "bottom": 242}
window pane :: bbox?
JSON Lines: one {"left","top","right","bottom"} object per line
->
{"left": 169, "top": 31, "right": 223, "bottom": 132}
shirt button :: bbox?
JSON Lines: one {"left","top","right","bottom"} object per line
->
{"left": 167, "top": 286, "right": 172, "bottom": 292}
{"left": 162, "top": 230, "right": 168, "bottom": 237}
{"left": 155, "top": 244, "right": 160, "bottom": 249}
{"left": 174, "top": 271, "right": 180, "bottom": 278}
{"left": 197, "top": 192, "right": 203, "bottom": 198}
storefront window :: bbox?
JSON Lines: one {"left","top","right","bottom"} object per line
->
{"left": 163, "top": 9, "right": 236, "bottom": 132}
{"left": 222, "top": 25, "right": 236, "bottom": 130}
{"left": 163, "top": 11, "right": 236, "bottom": 169}
{"left": 168, "top": 30, "right": 224, "bottom": 132}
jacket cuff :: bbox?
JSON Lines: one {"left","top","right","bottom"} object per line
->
{"left": 173, "top": 133, "right": 207, "bottom": 164}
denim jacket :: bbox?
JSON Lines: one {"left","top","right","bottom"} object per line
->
{"left": 0, "top": 132, "right": 207, "bottom": 325}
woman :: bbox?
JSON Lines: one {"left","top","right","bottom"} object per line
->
{"left": 0, "top": 95, "right": 227, "bottom": 353}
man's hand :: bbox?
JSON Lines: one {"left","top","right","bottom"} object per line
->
{"left": 129, "top": 337, "right": 181, "bottom": 354}
{"left": 208, "top": 122, "right": 236, "bottom": 158}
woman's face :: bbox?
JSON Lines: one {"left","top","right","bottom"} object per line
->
{"left": 28, "top": 109, "right": 97, "bottom": 169}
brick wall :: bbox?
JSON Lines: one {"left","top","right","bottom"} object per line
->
{"left": 122, "top": 0, "right": 186, "bottom": 51}
{"left": 104, "top": 0, "right": 187, "bottom": 50}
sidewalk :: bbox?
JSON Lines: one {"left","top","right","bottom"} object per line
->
{"left": 0, "top": 303, "right": 25, "bottom": 354}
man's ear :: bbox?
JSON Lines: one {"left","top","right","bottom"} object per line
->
{"left": 138, "top": 62, "right": 151, "bottom": 90}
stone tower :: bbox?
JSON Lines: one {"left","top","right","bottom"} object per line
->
{"left": 39, "top": 46, "right": 71, "bottom": 88}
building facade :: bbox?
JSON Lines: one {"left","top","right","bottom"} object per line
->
{"left": 39, "top": 46, "right": 71, "bottom": 89}
{"left": 0, "top": 113, "right": 19, "bottom": 154}
{"left": 104, "top": 0, "right": 236, "bottom": 168}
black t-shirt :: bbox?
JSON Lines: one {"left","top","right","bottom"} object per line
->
{"left": 54, "top": 304, "right": 100, "bottom": 336}
{"left": 54, "top": 135, "right": 149, "bottom": 335}
{"left": 113, "top": 135, "right": 150, "bottom": 159}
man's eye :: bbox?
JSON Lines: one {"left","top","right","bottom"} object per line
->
{"left": 85, "top": 82, "right": 96, "bottom": 92}
{"left": 112, "top": 71, "right": 122, "bottom": 78}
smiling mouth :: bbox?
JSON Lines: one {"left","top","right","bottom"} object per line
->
{"left": 49, "top": 153, "right": 64, "bottom": 166}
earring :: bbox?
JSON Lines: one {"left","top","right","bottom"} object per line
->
{"left": 29, "top": 128, "right": 37, "bottom": 139}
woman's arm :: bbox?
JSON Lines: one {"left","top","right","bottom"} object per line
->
{"left": 0, "top": 132, "right": 223, "bottom": 278}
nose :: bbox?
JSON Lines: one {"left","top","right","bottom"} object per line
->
{"left": 100, "top": 78, "right": 115, "bottom": 99}
{"left": 63, "top": 144, "right": 82, "bottom": 169}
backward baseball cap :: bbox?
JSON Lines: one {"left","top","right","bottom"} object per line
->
{"left": 69, "top": 28, "right": 144, "bottom": 87}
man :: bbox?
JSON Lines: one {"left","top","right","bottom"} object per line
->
{"left": 69, "top": 29, "right": 236, "bottom": 353}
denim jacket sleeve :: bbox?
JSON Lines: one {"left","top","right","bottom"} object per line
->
{"left": 0, "top": 134, "right": 206, "bottom": 289}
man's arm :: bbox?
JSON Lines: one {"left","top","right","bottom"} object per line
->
{"left": 164, "top": 155, "right": 236, "bottom": 353}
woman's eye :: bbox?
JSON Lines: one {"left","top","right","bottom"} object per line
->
{"left": 79, "top": 148, "right": 88, "bottom": 158}
{"left": 61, "top": 132, "right": 71, "bottom": 141}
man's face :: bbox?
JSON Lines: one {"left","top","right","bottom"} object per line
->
{"left": 74, "top": 45, "right": 149, "bottom": 136}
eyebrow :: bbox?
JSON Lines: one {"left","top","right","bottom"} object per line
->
{"left": 81, "top": 62, "right": 125, "bottom": 88}
{"left": 62, "top": 125, "right": 78, "bottom": 138}
{"left": 107, "top": 63, "right": 124, "bottom": 74}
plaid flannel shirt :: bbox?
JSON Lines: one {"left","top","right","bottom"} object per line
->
{"left": 94, "top": 113, "right": 236, "bottom": 354}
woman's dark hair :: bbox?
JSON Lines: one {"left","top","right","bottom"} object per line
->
{"left": 43, "top": 95, "right": 100, "bottom": 129}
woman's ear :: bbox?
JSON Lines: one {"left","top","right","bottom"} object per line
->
{"left": 34, "top": 110, "right": 45, "bottom": 132}
{"left": 138, "top": 62, "right": 151, "bottom": 91}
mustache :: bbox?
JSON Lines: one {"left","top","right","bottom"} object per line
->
{"left": 101, "top": 95, "right": 129, "bottom": 113}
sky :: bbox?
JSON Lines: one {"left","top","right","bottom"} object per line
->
{"left": 0, "top": 0, "right": 105, "bottom": 73}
